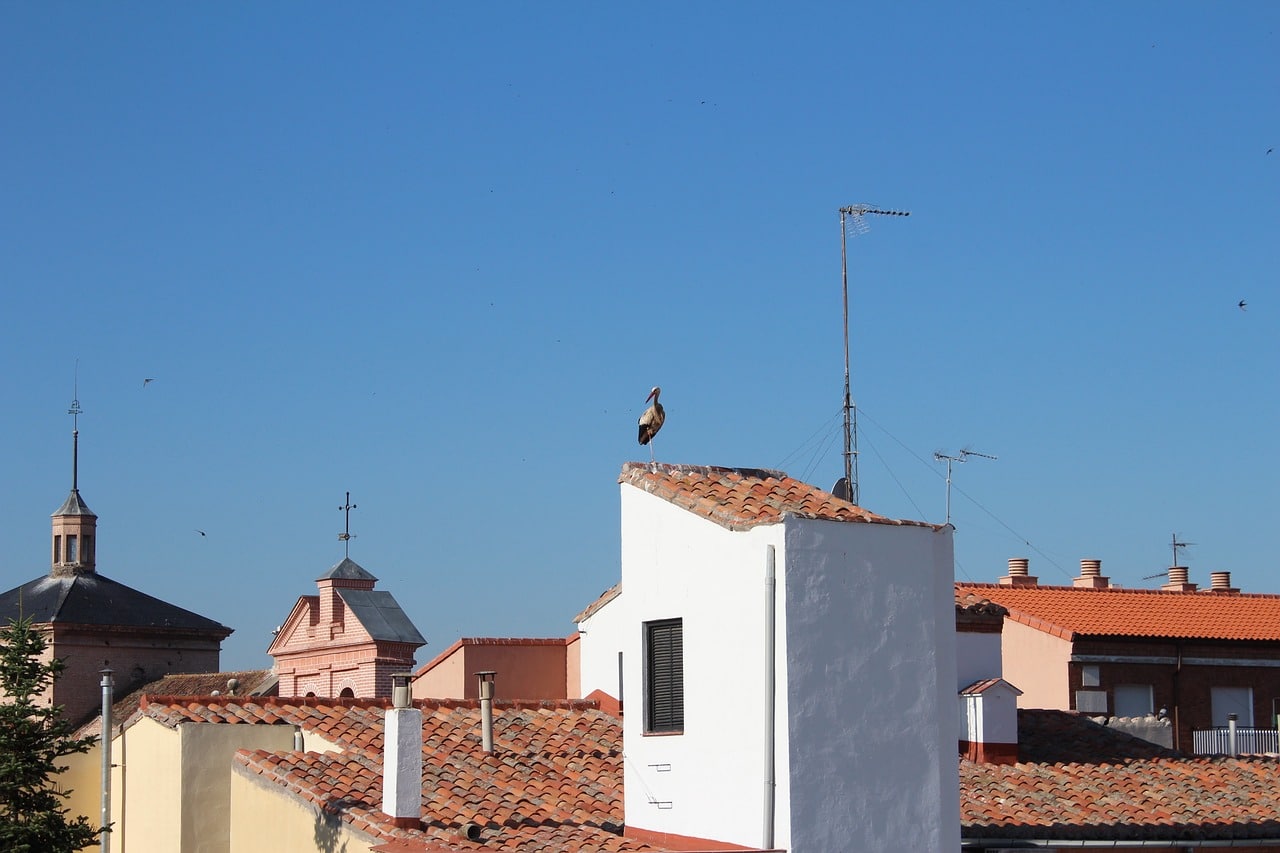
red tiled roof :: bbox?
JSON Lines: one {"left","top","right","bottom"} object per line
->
{"left": 135, "top": 695, "right": 1280, "bottom": 847}
{"left": 573, "top": 583, "right": 621, "bottom": 624}
{"left": 76, "top": 670, "right": 276, "bottom": 739}
{"left": 955, "top": 582, "right": 1280, "bottom": 641}
{"left": 960, "top": 678, "right": 1021, "bottom": 697}
{"left": 962, "top": 756, "right": 1280, "bottom": 843}
{"left": 619, "top": 462, "right": 936, "bottom": 531}
{"left": 962, "top": 709, "right": 1280, "bottom": 843}
{"left": 145, "top": 696, "right": 669, "bottom": 851}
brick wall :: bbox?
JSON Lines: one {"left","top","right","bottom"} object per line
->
{"left": 1068, "top": 637, "right": 1280, "bottom": 751}
{"left": 48, "top": 625, "right": 223, "bottom": 726}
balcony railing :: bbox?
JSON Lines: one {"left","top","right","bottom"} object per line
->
{"left": 1193, "top": 726, "right": 1280, "bottom": 755}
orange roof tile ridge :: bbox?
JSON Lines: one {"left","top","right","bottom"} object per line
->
{"left": 957, "top": 581, "right": 1278, "bottom": 599}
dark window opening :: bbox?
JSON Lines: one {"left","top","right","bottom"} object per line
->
{"left": 644, "top": 618, "right": 684, "bottom": 733}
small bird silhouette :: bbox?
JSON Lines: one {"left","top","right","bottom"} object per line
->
{"left": 143, "top": 378, "right": 155, "bottom": 388}
{"left": 195, "top": 529, "right": 206, "bottom": 537}
{"left": 1238, "top": 300, "right": 1248, "bottom": 311}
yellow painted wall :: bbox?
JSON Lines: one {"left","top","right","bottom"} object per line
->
{"left": 64, "top": 715, "right": 343, "bottom": 853}
{"left": 59, "top": 738, "right": 104, "bottom": 837}
{"left": 114, "top": 716, "right": 183, "bottom": 853}
{"left": 230, "top": 765, "right": 376, "bottom": 853}
{"left": 181, "top": 722, "right": 300, "bottom": 853}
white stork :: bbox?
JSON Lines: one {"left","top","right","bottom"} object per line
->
{"left": 637, "top": 386, "right": 665, "bottom": 461}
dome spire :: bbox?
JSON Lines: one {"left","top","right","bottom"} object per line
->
{"left": 69, "top": 363, "right": 81, "bottom": 492}
{"left": 51, "top": 365, "right": 96, "bottom": 576}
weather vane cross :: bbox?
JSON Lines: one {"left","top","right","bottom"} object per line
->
{"left": 338, "top": 491, "right": 357, "bottom": 557}
{"left": 68, "top": 360, "right": 83, "bottom": 491}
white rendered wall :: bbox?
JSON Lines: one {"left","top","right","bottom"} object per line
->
{"left": 964, "top": 685, "right": 1019, "bottom": 746}
{"left": 618, "top": 485, "right": 790, "bottom": 850}
{"left": 783, "top": 519, "right": 960, "bottom": 853}
{"left": 576, "top": 593, "right": 627, "bottom": 704}
{"left": 956, "top": 630, "right": 1002, "bottom": 690}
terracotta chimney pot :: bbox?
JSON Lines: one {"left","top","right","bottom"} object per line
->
{"left": 1000, "top": 557, "right": 1038, "bottom": 586}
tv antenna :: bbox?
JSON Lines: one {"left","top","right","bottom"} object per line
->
{"left": 835, "top": 204, "right": 910, "bottom": 506}
{"left": 933, "top": 448, "right": 997, "bottom": 525}
{"left": 1170, "top": 532, "right": 1194, "bottom": 567}
{"left": 337, "top": 491, "right": 358, "bottom": 557}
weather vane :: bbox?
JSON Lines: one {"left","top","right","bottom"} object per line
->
{"left": 338, "top": 491, "right": 357, "bottom": 557}
{"left": 69, "top": 359, "right": 83, "bottom": 491}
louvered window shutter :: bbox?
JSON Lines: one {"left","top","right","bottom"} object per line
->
{"left": 645, "top": 619, "right": 684, "bottom": 732}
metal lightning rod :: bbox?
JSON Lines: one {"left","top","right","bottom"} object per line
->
{"left": 837, "top": 204, "right": 910, "bottom": 506}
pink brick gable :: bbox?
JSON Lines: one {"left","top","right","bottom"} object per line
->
{"left": 269, "top": 557, "right": 426, "bottom": 699}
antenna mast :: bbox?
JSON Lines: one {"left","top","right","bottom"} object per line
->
{"left": 933, "top": 448, "right": 997, "bottom": 525}
{"left": 1171, "top": 532, "right": 1194, "bottom": 566}
{"left": 838, "top": 204, "right": 909, "bottom": 506}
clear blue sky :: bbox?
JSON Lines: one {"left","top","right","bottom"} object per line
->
{"left": 2, "top": 5, "right": 1276, "bottom": 670}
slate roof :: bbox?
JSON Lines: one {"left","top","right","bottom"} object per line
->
{"left": 338, "top": 589, "right": 427, "bottom": 646}
{"left": 52, "top": 488, "right": 96, "bottom": 517}
{"left": 319, "top": 556, "right": 379, "bottom": 583}
{"left": 961, "top": 709, "right": 1280, "bottom": 845}
{"left": 138, "top": 695, "right": 671, "bottom": 851}
{"left": 0, "top": 571, "right": 232, "bottom": 635}
{"left": 619, "top": 462, "right": 937, "bottom": 531}
{"left": 954, "top": 582, "right": 1280, "bottom": 641}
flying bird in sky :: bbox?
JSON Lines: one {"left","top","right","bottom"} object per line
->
{"left": 1239, "top": 300, "right": 1248, "bottom": 311}
{"left": 637, "top": 386, "right": 665, "bottom": 462}
{"left": 143, "top": 378, "right": 155, "bottom": 388}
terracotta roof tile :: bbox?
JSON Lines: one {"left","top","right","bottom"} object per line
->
{"left": 154, "top": 696, "right": 663, "bottom": 851}
{"left": 75, "top": 670, "right": 277, "bottom": 739}
{"left": 962, "top": 755, "right": 1280, "bottom": 842}
{"left": 957, "top": 710, "right": 1270, "bottom": 843}
{"left": 955, "top": 582, "right": 1280, "bottom": 641}
{"left": 136, "top": 695, "right": 1280, "bottom": 847}
{"left": 619, "top": 462, "right": 936, "bottom": 531}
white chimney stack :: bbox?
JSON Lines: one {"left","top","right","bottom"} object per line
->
{"left": 382, "top": 673, "right": 422, "bottom": 829}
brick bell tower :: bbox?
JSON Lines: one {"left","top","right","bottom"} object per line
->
{"left": 50, "top": 392, "right": 97, "bottom": 577}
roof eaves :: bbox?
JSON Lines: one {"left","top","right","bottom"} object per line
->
{"left": 1004, "top": 609, "right": 1076, "bottom": 642}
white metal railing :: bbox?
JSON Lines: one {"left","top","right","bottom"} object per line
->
{"left": 1193, "top": 726, "right": 1280, "bottom": 755}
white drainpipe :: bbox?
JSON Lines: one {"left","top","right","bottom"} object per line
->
{"left": 763, "top": 545, "right": 776, "bottom": 850}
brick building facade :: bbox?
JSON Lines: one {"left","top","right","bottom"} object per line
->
{"left": 0, "top": 419, "right": 232, "bottom": 725}
{"left": 958, "top": 558, "right": 1280, "bottom": 752}
{"left": 268, "top": 556, "right": 426, "bottom": 699}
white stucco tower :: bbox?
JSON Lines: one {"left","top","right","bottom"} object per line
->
{"left": 577, "top": 463, "right": 960, "bottom": 853}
